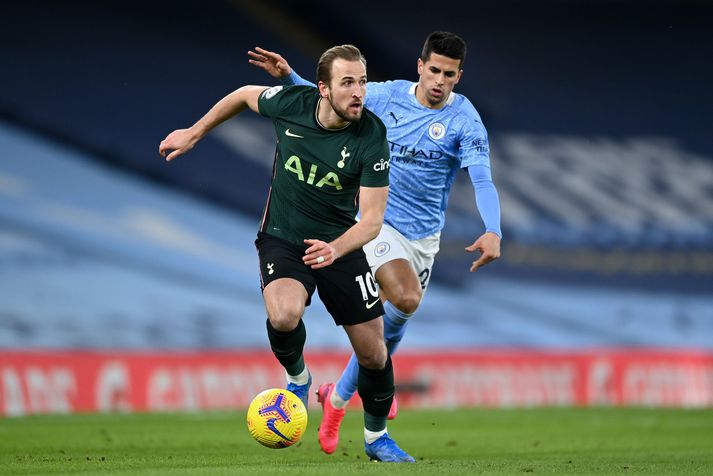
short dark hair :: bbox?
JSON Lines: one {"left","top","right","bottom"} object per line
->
{"left": 421, "top": 31, "right": 467, "bottom": 68}
{"left": 316, "top": 44, "right": 366, "bottom": 86}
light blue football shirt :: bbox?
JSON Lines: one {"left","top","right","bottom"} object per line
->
{"left": 365, "top": 80, "right": 491, "bottom": 239}
{"left": 285, "top": 73, "right": 496, "bottom": 240}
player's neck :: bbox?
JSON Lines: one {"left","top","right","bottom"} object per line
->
{"left": 317, "top": 98, "right": 351, "bottom": 129}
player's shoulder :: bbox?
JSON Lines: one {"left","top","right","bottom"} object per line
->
{"left": 288, "top": 84, "right": 317, "bottom": 93}
{"left": 381, "top": 79, "right": 413, "bottom": 90}
{"left": 446, "top": 93, "right": 487, "bottom": 138}
{"left": 449, "top": 92, "right": 483, "bottom": 123}
{"left": 273, "top": 84, "right": 317, "bottom": 100}
{"left": 260, "top": 84, "right": 317, "bottom": 115}
{"left": 260, "top": 84, "right": 315, "bottom": 102}
{"left": 368, "top": 79, "right": 413, "bottom": 96}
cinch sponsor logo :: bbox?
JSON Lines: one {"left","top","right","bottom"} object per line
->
{"left": 373, "top": 159, "right": 390, "bottom": 171}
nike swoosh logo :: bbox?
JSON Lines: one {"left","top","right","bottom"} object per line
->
{"left": 366, "top": 299, "right": 380, "bottom": 309}
{"left": 285, "top": 129, "right": 303, "bottom": 138}
{"left": 374, "top": 393, "right": 394, "bottom": 402}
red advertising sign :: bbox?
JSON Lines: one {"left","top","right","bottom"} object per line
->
{"left": 1, "top": 350, "right": 712, "bottom": 416}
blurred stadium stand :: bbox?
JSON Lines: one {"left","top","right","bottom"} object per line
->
{"left": 2, "top": 0, "right": 713, "bottom": 353}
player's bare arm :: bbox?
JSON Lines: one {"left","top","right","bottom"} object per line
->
{"left": 465, "top": 231, "right": 501, "bottom": 272}
{"left": 303, "top": 185, "right": 388, "bottom": 269}
{"left": 248, "top": 47, "right": 292, "bottom": 79}
{"left": 159, "top": 85, "right": 268, "bottom": 162}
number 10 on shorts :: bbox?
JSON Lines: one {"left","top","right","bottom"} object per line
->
{"left": 355, "top": 272, "right": 379, "bottom": 301}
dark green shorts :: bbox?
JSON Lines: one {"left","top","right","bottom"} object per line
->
{"left": 255, "top": 232, "right": 384, "bottom": 326}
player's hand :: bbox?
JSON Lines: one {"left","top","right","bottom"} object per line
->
{"left": 248, "top": 47, "right": 292, "bottom": 79}
{"left": 465, "top": 232, "right": 501, "bottom": 272}
{"left": 159, "top": 128, "right": 198, "bottom": 162}
{"left": 303, "top": 239, "right": 337, "bottom": 269}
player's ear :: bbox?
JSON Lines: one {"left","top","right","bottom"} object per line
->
{"left": 417, "top": 58, "right": 424, "bottom": 75}
{"left": 317, "top": 81, "right": 330, "bottom": 98}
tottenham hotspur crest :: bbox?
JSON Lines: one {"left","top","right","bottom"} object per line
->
{"left": 337, "top": 146, "right": 350, "bottom": 169}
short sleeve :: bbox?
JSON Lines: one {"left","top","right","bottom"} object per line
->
{"left": 359, "top": 135, "right": 391, "bottom": 187}
{"left": 458, "top": 119, "right": 491, "bottom": 169}
{"left": 256, "top": 85, "right": 287, "bottom": 118}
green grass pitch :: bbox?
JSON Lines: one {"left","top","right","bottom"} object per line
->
{"left": 2, "top": 408, "right": 712, "bottom": 475}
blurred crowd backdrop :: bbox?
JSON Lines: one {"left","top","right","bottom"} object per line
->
{"left": 1, "top": 0, "right": 712, "bottom": 414}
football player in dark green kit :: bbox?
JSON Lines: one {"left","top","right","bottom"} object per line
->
{"left": 159, "top": 45, "right": 414, "bottom": 462}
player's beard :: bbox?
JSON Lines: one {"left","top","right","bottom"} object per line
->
{"left": 328, "top": 95, "right": 362, "bottom": 123}
{"left": 424, "top": 88, "right": 446, "bottom": 107}
{"left": 416, "top": 84, "right": 448, "bottom": 108}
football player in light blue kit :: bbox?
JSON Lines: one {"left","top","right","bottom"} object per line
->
{"left": 249, "top": 31, "right": 501, "bottom": 455}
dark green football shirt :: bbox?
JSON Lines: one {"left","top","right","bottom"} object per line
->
{"left": 257, "top": 85, "right": 390, "bottom": 247}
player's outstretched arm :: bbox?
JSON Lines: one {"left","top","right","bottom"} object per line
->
{"left": 465, "top": 232, "right": 501, "bottom": 272}
{"left": 464, "top": 163, "right": 502, "bottom": 271}
{"left": 159, "top": 85, "right": 268, "bottom": 162}
{"left": 248, "top": 47, "right": 293, "bottom": 79}
{"left": 303, "top": 186, "right": 388, "bottom": 269}
{"left": 248, "top": 47, "right": 315, "bottom": 87}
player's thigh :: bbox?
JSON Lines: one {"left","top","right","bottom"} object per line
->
{"left": 263, "top": 278, "right": 309, "bottom": 329}
{"left": 255, "top": 232, "right": 316, "bottom": 328}
{"left": 374, "top": 258, "right": 421, "bottom": 304}
{"left": 365, "top": 224, "right": 439, "bottom": 299}
{"left": 405, "top": 233, "right": 440, "bottom": 293}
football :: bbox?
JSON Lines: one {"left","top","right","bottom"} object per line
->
{"left": 246, "top": 388, "right": 308, "bottom": 448}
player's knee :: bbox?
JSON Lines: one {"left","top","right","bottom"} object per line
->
{"left": 391, "top": 289, "right": 422, "bottom": 315}
{"left": 355, "top": 345, "right": 387, "bottom": 370}
{"left": 267, "top": 307, "right": 303, "bottom": 332}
